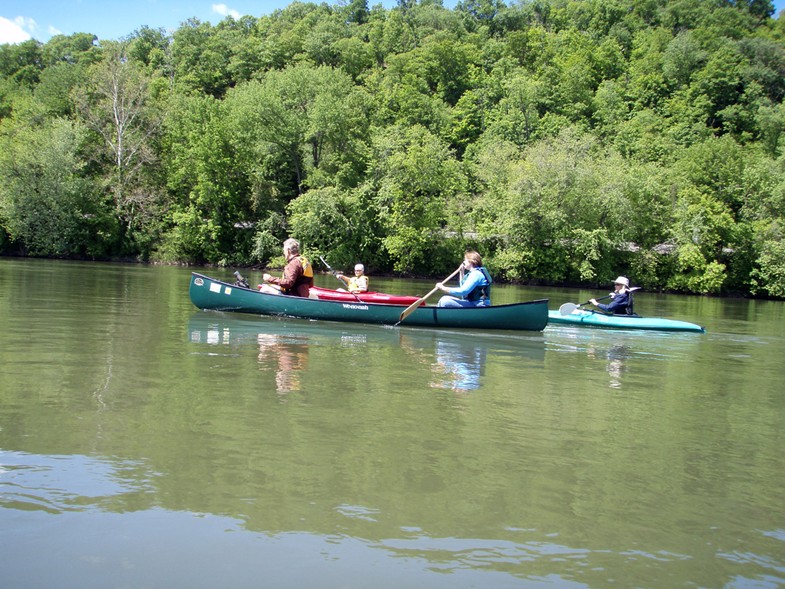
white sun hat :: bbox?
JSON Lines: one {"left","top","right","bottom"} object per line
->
{"left": 614, "top": 276, "right": 630, "bottom": 287}
{"left": 354, "top": 264, "right": 364, "bottom": 272}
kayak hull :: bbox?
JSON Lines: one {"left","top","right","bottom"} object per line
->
{"left": 190, "top": 273, "right": 549, "bottom": 331}
{"left": 309, "top": 286, "right": 422, "bottom": 306}
{"left": 548, "top": 310, "right": 705, "bottom": 333}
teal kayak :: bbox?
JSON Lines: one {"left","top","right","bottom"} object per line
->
{"left": 548, "top": 309, "right": 705, "bottom": 333}
{"left": 190, "top": 273, "right": 549, "bottom": 331}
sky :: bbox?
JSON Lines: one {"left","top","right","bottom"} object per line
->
{"left": 0, "top": 0, "right": 305, "bottom": 44}
{"left": 1, "top": 0, "right": 784, "bottom": 45}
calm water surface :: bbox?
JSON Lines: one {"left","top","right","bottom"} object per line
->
{"left": 1, "top": 259, "right": 784, "bottom": 588}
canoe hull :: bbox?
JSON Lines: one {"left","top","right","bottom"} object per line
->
{"left": 548, "top": 310, "right": 705, "bottom": 333}
{"left": 190, "top": 273, "right": 548, "bottom": 331}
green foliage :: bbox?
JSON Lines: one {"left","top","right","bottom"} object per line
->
{"left": 286, "top": 187, "right": 357, "bottom": 262}
{"left": 125, "top": 26, "right": 170, "bottom": 71}
{"left": 472, "top": 128, "right": 637, "bottom": 283}
{"left": 751, "top": 233, "right": 785, "bottom": 297}
{"left": 158, "top": 94, "right": 253, "bottom": 264}
{"left": 1, "top": 0, "right": 785, "bottom": 296}
{"left": 42, "top": 33, "right": 101, "bottom": 67}
{"left": 0, "top": 40, "right": 43, "bottom": 87}
{"left": 286, "top": 186, "right": 385, "bottom": 270}
{"left": 0, "top": 116, "right": 112, "bottom": 257}
{"left": 367, "top": 124, "right": 465, "bottom": 274}
{"left": 170, "top": 18, "right": 238, "bottom": 98}
{"left": 667, "top": 187, "right": 735, "bottom": 293}
{"left": 571, "top": 227, "right": 615, "bottom": 282}
{"left": 251, "top": 212, "right": 288, "bottom": 266}
{"left": 225, "top": 63, "right": 370, "bottom": 200}
{"left": 76, "top": 41, "right": 165, "bottom": 256}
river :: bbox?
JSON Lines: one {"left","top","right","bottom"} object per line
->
{"left": 1, "top": 258, "right": 783, "bottom": 588}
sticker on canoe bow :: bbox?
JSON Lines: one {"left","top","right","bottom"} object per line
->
{"left": 194, "top": 277, "right": 204, "bottom": 286}
{"left": 209, "top": 282, "right": 221, "bottom": 293}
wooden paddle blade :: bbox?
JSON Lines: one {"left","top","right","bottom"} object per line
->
{"left": 398, "top": 265, "right": 463, "bottom": 323}
{"left": 398, "top": 288, "right": 435, "bottom": 322}
{"left": 559, "top": 302, "right": 579, "bottom": 316}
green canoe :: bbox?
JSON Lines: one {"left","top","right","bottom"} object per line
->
{"left": 548, "top": 309, "right": 705, "bottom": 333}
{"left": 189, "top": 273, "right": 549, "bottom": 331}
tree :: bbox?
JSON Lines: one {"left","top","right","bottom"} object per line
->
{"left": 170, "top": 18, "right": 236, "bottom": 98}
{"left": 225, "top": 63, "right": 370, "bottom": 201}
{"left": 125, "top": 26, "right": 170, "bottom": 72}
{"left": 158, "top": 94, "right": 252, "bottom": 264}
{"left": 667, "top": 187, "right": 734, "bottom": 293}
{"left": 286, "top": 186, "right": 385, "bottom": 269}
{"left": 366, "top": 124, "right": 466, "bottom": 274}
{"left": 76, "top": 41, "right": 163, "bottom": 253}
{"left": 0, "top": 39, "right": 43, "bottom": 87}
{"left": 41, "top": 33, "right": 100, "bottom": 67}
{"left": 0, "top": 117, "right": 111, "bottom": 257}
{"left": 472, "top": 128, "right": 638, "bottom": 283}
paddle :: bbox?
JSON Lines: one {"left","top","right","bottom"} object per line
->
{"left": 318, "top": 256, "right": 364, "bottom": 303}
{"left": 559, "top": 287, "right": 641, "bottom": 316}
{"left": 398, "top": 265, "right": 463, "bottom": 324}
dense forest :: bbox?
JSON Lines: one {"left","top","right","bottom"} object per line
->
{"left": 1, "top": 0, "right": 785, "bottom": 296}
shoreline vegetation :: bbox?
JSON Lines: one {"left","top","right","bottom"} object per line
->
{"left": 2, "top": 0, "right": 785, "bottom": 299}
{"left": 0, "top": 254, "right": 767, "bottom": 300}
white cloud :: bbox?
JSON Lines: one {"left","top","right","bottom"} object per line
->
{"left": 0, "top": 16, "right": 35, "bottom": 44}
{"left": 212, "top": 4, "right": 241, "bottom": 19}
{"left": 48, "top": 25, "right": 62, "bottom": 37}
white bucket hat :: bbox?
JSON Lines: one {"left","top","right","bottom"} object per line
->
{"left": 354, "top": 264, "right": 364, "bottom": 272}
{"left": 614, "top": 276, "right": 630, "bottom": 287}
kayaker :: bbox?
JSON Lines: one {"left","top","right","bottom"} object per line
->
{"left": 590, "top": 276, "right": 634, "bottom": 315}
{"left": 336, "top": 264, "right": 369, "bottom": 293}
{"left": 260, "top": 237, "right": 314, "bottom": 297}
{"left": 435, "top": 251, "right": 492, "bottom": 308}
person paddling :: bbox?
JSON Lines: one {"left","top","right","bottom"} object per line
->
{"left": 590, "top": 276, "right": 634, "bottom": 315}
{"left": 259, "top": 238, "right": 313, "bottom": 297}
{"left": 435, "top": 251, "right": 492, "bottom": 308}
{"left": 336, "top": 264, "right": 369, "bottom": 293}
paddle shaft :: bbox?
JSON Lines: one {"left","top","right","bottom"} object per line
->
{"left": 582, "top": 286, "right": 640, "bottom": 307}
{"left": 559, "top": 287, "right": 641, "bottom": 316}
{"left": 398, "top": 265, "right": 463, "bottom": 323}
{"left": 584, "top": 293, "right": 613, "bottom": 305}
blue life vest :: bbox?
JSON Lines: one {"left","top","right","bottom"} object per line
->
{"left": 466, "top": 267, "right": 492, "bottom": 302}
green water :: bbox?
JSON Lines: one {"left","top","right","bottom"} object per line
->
{"left": 1, "top": 258, "right": 783, "bottom": 588}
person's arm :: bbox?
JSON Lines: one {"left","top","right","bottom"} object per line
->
{"left": 598, "top": 292, "right": 628, "bottom": 312}
{"left": 446, "top": 270, "right": 483, "bottom": 298}
{"left": 269, "top": 258, "right": 302, "bottom": 290}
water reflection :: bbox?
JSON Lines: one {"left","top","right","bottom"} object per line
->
{"left": 605, "top": 344, "right": 630, "bottom": 388}
{"left": 5, "top": 260, "right": 785, "bottom": 589}
{"left": 431, "top": 339, "right": 487, "bottom": 392}
{"left": 187, "top": 312, "right": 545, "bottom": 394}
{"left": 584, "top": 343, "right": 632, "bottom": 389}
{"left": 256, "top": 333, "right": 310, "bottom": 394}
